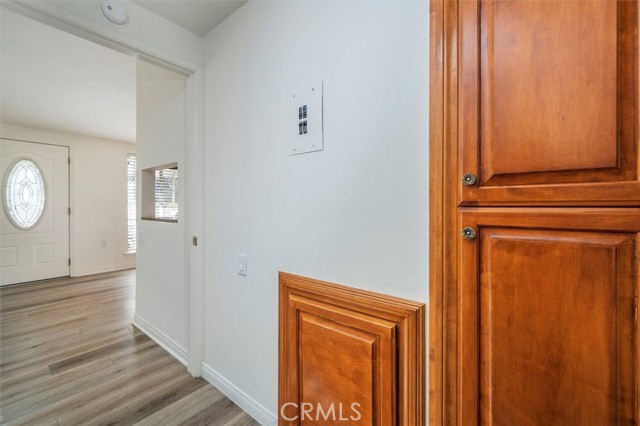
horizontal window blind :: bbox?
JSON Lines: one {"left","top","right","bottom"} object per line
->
{"left": 154, "top": 168, "right": 178, "bottom": 220}
{"left": 127, "top": 154, "right": 136, "bottom": 252}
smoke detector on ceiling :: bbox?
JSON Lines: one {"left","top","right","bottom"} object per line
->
{"left": 99, "top": 0, "right": 128, "bottom": 26}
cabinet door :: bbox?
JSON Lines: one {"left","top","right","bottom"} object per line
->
{"left": 459, "top": 0, "right": 639, "bottom": 205}
{"left": 458, "top": 209, "right": 640, "bottom": 425}
{"left": 279, "top": 273, "right": 425, "bottom": 426}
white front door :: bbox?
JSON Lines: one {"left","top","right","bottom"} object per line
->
{"left": 0, "top": 139, "right": 70, "bottom": 285}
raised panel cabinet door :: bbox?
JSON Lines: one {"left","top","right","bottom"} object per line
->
{"left": 278, "top": 273, "right": 425, "bottom": 426}
{"left": 282, "top": 294, "right": 396, "bottom": 426}
{"left": 458, "top": 208, "right": 640, "bottom": 426}
{"left": 299, "top": 308, "right": 395, "bottom": 426}
{"left": 458, "top": 0, "right": 640, "bottom": 205}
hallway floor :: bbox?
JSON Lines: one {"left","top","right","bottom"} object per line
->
{"left": 0, "top": 269, "right": 259, "bottom": 426}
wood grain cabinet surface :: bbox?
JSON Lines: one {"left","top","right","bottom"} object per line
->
{"left": 458, "top": 0, "right": 639, "bottom": 205}
{"left": 279, "top": 273, "right": 425, "bottom": 426}
{"left": 459, "top": 209, "right": 640, "bottom": 425}
{"left": 430, "top": 0, "right": 640, "bottom": 425}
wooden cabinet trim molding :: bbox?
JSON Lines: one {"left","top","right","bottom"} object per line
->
{"left": 279, "top": 272, "right": 425, "bottom": 426}
{"left": 430, "top": 0, "right": 459, "bottom": 424}
{"left": 460, "top": 207, "right": 640, "bottom": 231}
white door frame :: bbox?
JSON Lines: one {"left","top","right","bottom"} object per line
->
{"left": 0, "top": 0, "right": 205, "bottom": 376}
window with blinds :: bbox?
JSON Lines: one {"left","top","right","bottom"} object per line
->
{"left": 127, "top": 154, "right": 136, "bottom": 252}
{"left": 154, "top": 168, "right": 178, "bottom": 221}
{"left": 140, "top": 162, "right": 178, "bottom": 223}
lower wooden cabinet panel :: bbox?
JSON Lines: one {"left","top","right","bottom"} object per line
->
{"left": 458, "top": 209, "right": 640, "bottom": 426}
{"left": 279, "top": 273, "right": 425, "bottom": 426}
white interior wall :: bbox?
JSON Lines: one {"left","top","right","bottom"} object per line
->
{"left": 0, "top": 6, "right": 137, "bottom": 144}
{"left": 134, "top": 59, "right": 188, "bottom": 361}
{"left": 0, "top": 123, "right": 136, "bottom": 276}
{"left": 203, "top": 0, "right": 429, "bottom": 418}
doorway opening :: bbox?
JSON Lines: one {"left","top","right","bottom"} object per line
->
{"left": 0, "top": 3, "right": 202, "bottom": 374}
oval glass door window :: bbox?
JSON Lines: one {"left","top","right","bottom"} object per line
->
{"left": 4, "top": 159, "right": 47, "bottom": 230}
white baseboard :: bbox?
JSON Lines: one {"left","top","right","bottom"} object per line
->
{"left": 72, "top": 262, "right": 136, "bottom": 277}
{"left": 133, "top": 314, "right": 188, "bottom": 367}
{"left": 201, "top": 363, "right": 277, "bottom": 426}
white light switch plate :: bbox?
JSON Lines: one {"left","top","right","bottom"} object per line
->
{"left": 288, "top": 81, "right": 323, "bottom": 156}
{"left": 237, "top": 253, "right": 247, "bottom": 276}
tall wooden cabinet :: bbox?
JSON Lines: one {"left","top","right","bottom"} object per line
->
{"left": 430, "top": 1, "right": 640, "bottom": 425}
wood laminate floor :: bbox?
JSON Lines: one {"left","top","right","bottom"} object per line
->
{"left": 0, "top": 269, "right": 259, "bottom": 426}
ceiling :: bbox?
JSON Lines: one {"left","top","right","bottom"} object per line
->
{"left": 0, "top": 8, "right": 137, "bottom": 143}
{"left": 130, "top": 0, "right": 248, "bottom": 37}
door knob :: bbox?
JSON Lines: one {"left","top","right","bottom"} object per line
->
{"left": 462, "top": 227, "right": 477, "bottom": 240}
{"left": 462, "top": 173, "right": 477, "bottom": 186}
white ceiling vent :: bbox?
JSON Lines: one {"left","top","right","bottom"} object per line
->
{"left": 99, "top": 0, "right": 129, "bottom": 26}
